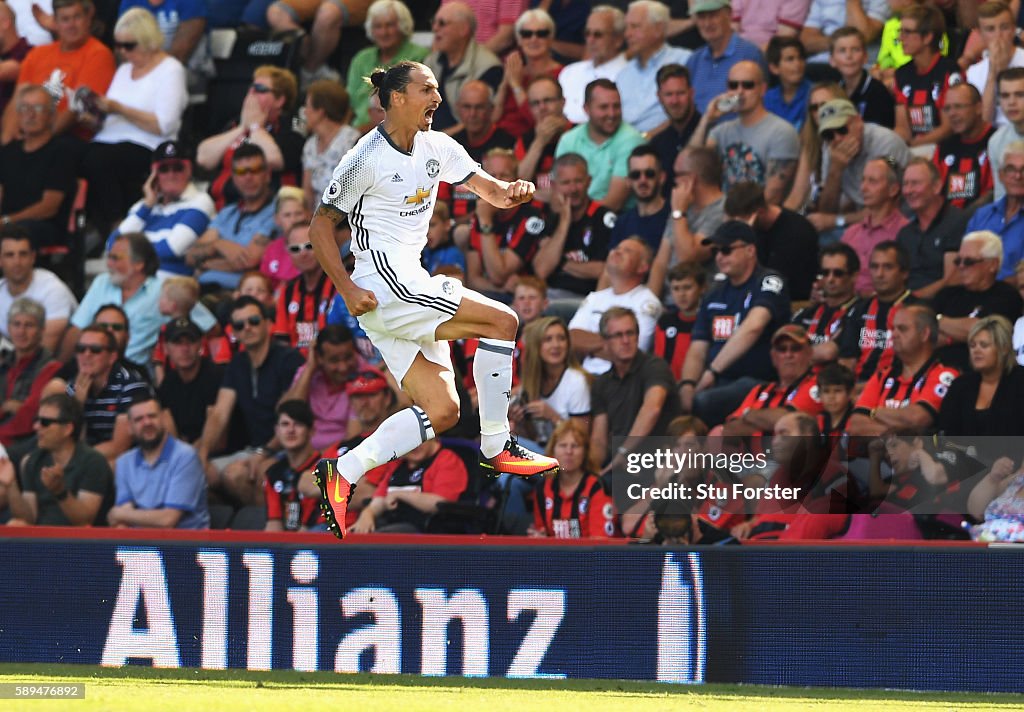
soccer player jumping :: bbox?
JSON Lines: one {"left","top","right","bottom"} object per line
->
{"left": 308, "top": 61, "right": 559, "bottom": 539}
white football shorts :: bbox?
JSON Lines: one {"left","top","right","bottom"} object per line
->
{"left": 353, "top": 252, "right": 464, "bottom": 384}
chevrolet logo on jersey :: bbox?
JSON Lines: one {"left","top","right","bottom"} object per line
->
{"left": 405, "top": 187, "right": 431, "bottom": 205}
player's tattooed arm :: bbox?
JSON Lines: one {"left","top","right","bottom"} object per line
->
{"left": 313, "top": 202, "right": 346, "bottom": 226}
{"left": 310, "top": 202, "right": 377, "bottom": 315}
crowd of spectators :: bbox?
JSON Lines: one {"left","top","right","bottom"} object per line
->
{"left": 2, "top": 0, "right": 1024, "bottom": 544}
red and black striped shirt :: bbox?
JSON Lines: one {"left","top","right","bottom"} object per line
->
{"left": 273, "top": 272, "right": 337, "bottom": 354}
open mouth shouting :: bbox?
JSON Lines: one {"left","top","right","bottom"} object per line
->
{"left": 423, "top": 105, "right": 438, "bottom": 126}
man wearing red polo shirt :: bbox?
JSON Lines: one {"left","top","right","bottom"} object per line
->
{"left": 848, "top": 305, "right": 959, "bottom": 437}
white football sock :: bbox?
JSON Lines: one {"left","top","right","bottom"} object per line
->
{"left": 475, "top": 337, "right": 515, "bottom": 458}
{"left": 335, "top": 406, "right": 435, "bottom": 484}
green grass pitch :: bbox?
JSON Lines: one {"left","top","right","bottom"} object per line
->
{"left": 0, "top": 664, "right": 1021, "bottom": 712}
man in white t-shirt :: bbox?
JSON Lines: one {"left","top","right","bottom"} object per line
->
{"left": 559, "top": 5, "right": 627, "bottom": 124}
{"left": 0, "top": 224, "right": 77, "bottom": 351}
{"left": 966, "top": 0, "right": 1024, "bottom": 128}
{"left": 308, "top": 61, "right": 559, "bottom": 540}
{"left": 568, "top": 236, "right": 662, "bottom": 374}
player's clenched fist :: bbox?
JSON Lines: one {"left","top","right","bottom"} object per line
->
{"left": 503, "top": 179, "right": 536, "bottom": 207}
{"left": 341, "top": 285, "right": 379, "bottom": 316}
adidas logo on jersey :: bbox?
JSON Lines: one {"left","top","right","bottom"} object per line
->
{"left": 391, "top": 173, "right": 404, "bottom": 183}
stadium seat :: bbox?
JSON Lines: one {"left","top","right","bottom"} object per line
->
{"left": 424, "top": 437, "right": 501, "bottom": 535}
{"left": 208, "top": 504, "right": 235, "bottom": 530}
{"left": 38, "top": 178, "right": 87, "bottom": 296}
{"left": 230, "top": 505, "right": 268, "bottom": 530}
{"left": 200, "top": 27, "right": 304, "bottom": 139}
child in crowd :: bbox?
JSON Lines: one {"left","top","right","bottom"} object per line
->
{"left": 873, "top": 0, "right": 949, "bottom": 87}
{"left": 764, "top": 37, "right": 812, "bottom": 129}
{"left": 816, "top": 362, "right": 855, "bottom": 437}
{"left": 422, "top": 201, "right": 466, "bottom": 275}
{"left": 259, "top": 186, "right": 308, "bottom": 289}
{"left": 151, "top": 277, "right": 220, "bottom": 380}
{"left": 237, "top": 270, "right": 277, "bottom": 309}
{"left": 653, "top": 263, "right": 705, "bottom": 380}
{"left": 829, "top": 26, "right": 896, "bottom": 128}
{"left": 511, "top": 275, "right": 549, "bottom": 331}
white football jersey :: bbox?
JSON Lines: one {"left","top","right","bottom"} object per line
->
{"left": 321, "top": 126, "right": 478, "bottom": 276}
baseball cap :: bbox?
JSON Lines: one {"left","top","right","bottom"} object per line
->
{"left": 817, "top": 99, "right": 858, "bottom": 134}
{"left": 701, "top": 220, "right": 757, "bottom": 247}
{"left": 346, "top": 367, "right": 389, "bottom": 395}
{"left": 689, "top": 0, "right": 730, "bottom": 13}
{"left": 772, "top": 324, "right": 810, "bottom": 346}
{"left": 165, "top": 318, "right": 202, "bottom": 341}
{"left": 153, "top": 140, "right": 191, "bottom": 163}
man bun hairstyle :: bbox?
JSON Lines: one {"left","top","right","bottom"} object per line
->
{"left": 368, "top": 61, "right": 425, "bottom": 110}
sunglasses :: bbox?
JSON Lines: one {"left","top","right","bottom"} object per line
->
{"left": 727, "top": 80, "right": 757, "bottom": 90}
{"left": 519, "top": 29, "right": 552, "bottom": 39}
{"left": 76, "top": 344, "right": 108, "bottom": 354}
{"left": 231, "top": 314, "right": 264, "bottom": 331}
{"left": 95, "top": 321, "right": 126, "bottom": 332}
{"left": 287, "top": 242, "right": 314, "bottom": 254}
{"left": 817, "top": 268, "right": 849, "bottom": 278}
{"left": 711, "top": 242, "right": 749, "bottom": 256}
{"left": 233, "top": 164, "right": 266, "bottom": 176}
{"left": 772, "top": 343, "right": 805, "bottom": 353}
{"left": 157, "top": 161, "right": 186, "bottom": 174}
{"left": 34, "top": 416, "right": 69, "bottom": 427}
{"left": 954, "top": 256, "right": 985, "bottom": 267}
{"left": 250, "top": 83, "right": 274, "bottom": 94}
{"left": 113, "top": 40, "right": 138, "bottom": 51}
{"left": 628, "top": 169, "right": 658, "bottom": 180}
{"left": 821, "top": 125, "right": 850, "bottom": 142}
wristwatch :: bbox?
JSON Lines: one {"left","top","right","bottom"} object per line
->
{"left": 835, "top": 214, "right": 846, "bottom": 228}
{"left": 671, "top": 209, "right": 685, "bottom": 220}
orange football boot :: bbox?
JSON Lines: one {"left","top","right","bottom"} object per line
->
{"left": 313, "top": 458, "right": 353, "bottom": 540}
{"left": 480, "top": 436, "right": 559, "bottom": 478}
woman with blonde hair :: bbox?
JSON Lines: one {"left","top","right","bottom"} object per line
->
{"left": 514, "top": 316, "right": 590, "bottom": 447}
{"left": 83, "top": 6, "right": 187, "bottom": 236}
{"left": 530, "top": 419, "right": 617, "bottom": 538}
{"left": 493, "top": 8, "right": 563, "bottom": 138}
{"left": 784, "top": 82, "right": 847, "bottom": 213}
{"left": 259, "top": 186, "right": 310, "bottom": 288}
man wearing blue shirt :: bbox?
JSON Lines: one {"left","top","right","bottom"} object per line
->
{"left": 610, "top": 144, "right": 669, "bottom": 251}
{"left": 185, "top": 143, "right": 276, "bottom": 291}
{"left": 615, "top": 0, "right": 691, "bottom": 132}
{"left": 108, "top": 392, "right": 210, "bottom": 529}
{"left": 965, "top": 141, "right": 1024, "bottom": 282}
{"left": 63, "top": 232, "right": 217, "bottom": 365}
{"left": 686, "top": 0, "right": 765, "bottom": 114}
